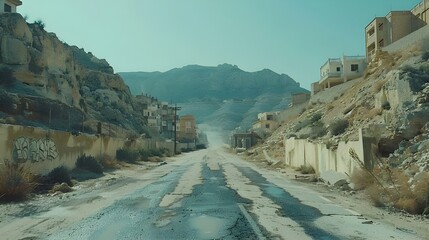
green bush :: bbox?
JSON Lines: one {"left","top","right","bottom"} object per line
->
{"left": 116, "top": 148, "right": 140, "bottom": 163}
{"left": 310, "top": 112, "right": 323, "bottom": 124}
{"left": 0, "top": 160, "right": 35, "bottom": 201}
{"left": 139, "top": 148, "right": 169, "bottom": 161}
{"left": 33, "top": 19, "right": 45, "bottom": 30}
{"left": 47, "top": 166, "right": 72, "bottom": 185}
{"left": 76, "top": 155, "right": 103, "bottom": 174}
{"left": 330, "top": 119, "right": 349, "bottom": 136}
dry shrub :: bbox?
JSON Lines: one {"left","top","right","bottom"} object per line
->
{"left": 391, "top": 170, "right": 413, "bottom": 198}
{"left": 394, "top": 198, "right": 421, "bottom": 214}
{"left": 350, "top": 168, "right": 374, "bottom": 190}
{"left": 329, "top": 119, "right": 349, "bottom": 136}
{"left": 413, "top": 172, "right": 429, "bottom": 208}
{"left": 100, "top": 155, "right": 119, "bottom": 169}
{"left": 0, "top": 160, "right": 35, "bottom": 201}
{"left": 366, "top": 184, "right": 386, "bottom": 207}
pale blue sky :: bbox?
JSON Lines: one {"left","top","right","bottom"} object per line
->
{"left": 19, "top": 0, "right": 421, "bottom": 90}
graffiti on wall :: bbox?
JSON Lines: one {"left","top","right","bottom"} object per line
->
{"left": 12, "top": 137, "right": 59, "bottom": 163}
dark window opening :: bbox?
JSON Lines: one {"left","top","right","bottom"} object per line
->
{"left": 4, "top": 4, "right": 12, "bottom": 12}
{"left": 378, "top": 23, "right": 383, "bottom": 31}
{"left": 336, "top": 67, "right": 341, "bottom": 72}
{"left": 378, "top": 39, "right": 384, "bottom": 47}
{"left": 351, "top": 64, "right": 359, "bottom": 72}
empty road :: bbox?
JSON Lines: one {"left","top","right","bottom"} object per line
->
{"left": 0, "top": 148, "right": 422, "bottom": 239}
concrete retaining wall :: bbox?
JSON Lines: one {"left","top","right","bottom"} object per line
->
{"left": 0, "top": 124, "right": 174, "bottom": 175}
{"left": 384, "top": 24, "right": 429, "bottom": 53}
{"left": 285, "top": 129, "right": 370, "bottom": 176}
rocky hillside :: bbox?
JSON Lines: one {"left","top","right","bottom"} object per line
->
{"left": 0, "top": 13, "right": 147, "bottom": 137}
{"left": 120, "top": 64, "right": 308, "bottom": 130}
{"left": 252, "top": 47, "right": 429, "bottom": 214}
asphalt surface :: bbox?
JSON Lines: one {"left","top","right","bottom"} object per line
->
{"left": 43, "top": 149, "right": 422, "bottom": 240}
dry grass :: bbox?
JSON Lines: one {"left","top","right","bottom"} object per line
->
{"left": 99, "top": 155, "right": 119, "bottom": 169}
{"left": 350, "top": 152, "right": 429, "bottom": 214}
{"left": 394, "top": 198, "right": 421, "bottom": 214}
{"left": 350, "top": 168, "right": 374, "bottom": 190}
{"left": 0, "top": 160, "right": 36, "bottom": 201}
{"left": 366, "top": 184, "right": 386, "bottom": 207}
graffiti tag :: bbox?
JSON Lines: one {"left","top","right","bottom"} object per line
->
{"left": 13, "top": 137, "right": 59, "bottom": 163}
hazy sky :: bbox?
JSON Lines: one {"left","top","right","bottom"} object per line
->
{"left": 19, "top": 0, "right": 421, "bottom": 90}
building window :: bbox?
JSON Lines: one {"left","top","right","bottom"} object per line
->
{"left": 336, "top": 67, "right": 341, "bottom": 72}
{"left": 367, "top": 27, "right": 375, "bottom": 37}
{"left": 351, "top": 64, "right": 359, "bottom": 72}
{"left": 378, "top": 39, "right": 384, "bottom": 47}
{"left": 4, "top": 4, "right": 12, "bottom": 12}
{"left": 265, "top": 124, "right": 270, "bottom": 129}
{"left": 378, "top": 23, "right": 383, "bottom": 31}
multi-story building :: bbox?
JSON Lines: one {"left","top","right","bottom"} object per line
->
{"left": 365, "top": 0, "right": 428, "bottom": 60}
{"left": 1, "top": 0, "right": 22, "bottom": 13}
{"left": 412, "top": 0, "right": 429, "bottom": 23}
{"left": 136, "top": 95, "right": 177, "bottom": 138}
{"left": 160, "top": 102, "right": 176, "bottom": 139}
{"left": 177, "top": 115, "right": 196, "bottom": 143}
{"left": 316, "top": 55, "right": 366, "bottom": 91}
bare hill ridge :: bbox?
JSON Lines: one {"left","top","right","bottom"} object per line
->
{"left": 120, "top": 65, "right": 308, "bottom": 130}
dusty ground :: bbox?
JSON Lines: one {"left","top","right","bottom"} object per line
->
{"left": 243, "top": 154, "right": 429, "bottom": 239}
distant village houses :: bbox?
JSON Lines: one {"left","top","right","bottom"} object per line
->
{"left": 252, "top": 112, "right": 279, "bottom": 135}
{"left": 135, "top": 94, "right": 176, "bottom": 139}
{"left": 1, "top": 0, "right": 21, "bottom": 13}
{"left": 176, "top": 115, "right": 197, "bottom": 143}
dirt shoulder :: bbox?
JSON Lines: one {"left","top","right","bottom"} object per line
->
{"left": 0, "top": 161, "right": 172, "bottom": 240}
{"left": 243, "top": 156, "right": 429, "bottom": 239}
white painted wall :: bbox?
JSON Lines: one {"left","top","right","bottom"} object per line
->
{"left": 285, "top": 129, "right": 366, "bottom": 177}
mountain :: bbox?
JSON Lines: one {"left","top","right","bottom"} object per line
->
{"left": 120, "top": 64, "right": 308, "bottom": 130}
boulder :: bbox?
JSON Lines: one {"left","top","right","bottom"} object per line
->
{"left": 1, "top": 36, "right": 28, "bottom": 65}
{"left": 50, "top": 182, "right": 73, "bottom": 193}
{"left": 319, "top": 170, "right": 348, "bottom": 186}
{"left": 0, "top": 13, "right": 32, "bottom": 44}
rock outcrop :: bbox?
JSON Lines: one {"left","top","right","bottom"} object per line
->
{"left": 0, "top": 13, "right": 147, "bottom": 136}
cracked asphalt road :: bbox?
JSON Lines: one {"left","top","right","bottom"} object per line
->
{"left": 1, "top": 148, "right": 423, "bottom": 240}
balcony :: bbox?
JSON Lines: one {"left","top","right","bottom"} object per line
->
{"left": 319, "top": 72, "right": 341, "bottom": 84}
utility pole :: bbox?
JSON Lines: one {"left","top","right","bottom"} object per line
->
{"left": 173, "top": 104, "right": 181, "bottom": 155}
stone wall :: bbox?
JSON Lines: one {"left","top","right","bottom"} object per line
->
{"left": 0, "top": 124, "right": 174, "bottom": 175}
{"left": 284, "top": 129, "right": 371, "bottom": 177}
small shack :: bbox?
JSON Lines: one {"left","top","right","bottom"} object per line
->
{"left": 230, "top": 132, "right": 261, "bottom": 149}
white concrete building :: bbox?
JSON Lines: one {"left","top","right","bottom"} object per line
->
{"left": 317, "top": 55, "right": 366, "bottom": 91}
{"left": 1, "top": 0, "right": 22, "bottom": 13}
